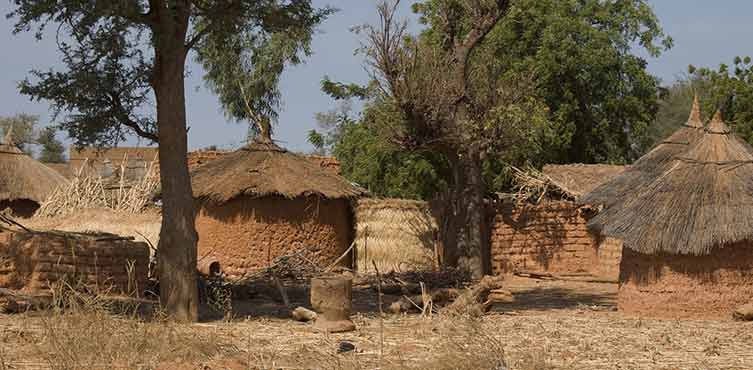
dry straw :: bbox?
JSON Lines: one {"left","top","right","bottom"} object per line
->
{"left": 355, "top": 198, "right": 438, "bottom": 273}
{"left": 36, "top": 154, "right": 160, "bottom": 217}
{"left": 191, "top": 141, "right": 366, "bottom": 204}
{"left": 0, "top": 134, "right": 68, "bottom": 205}
{"left": 587, "top": 108, "right": 753, "bottom": 255}
{"left": 582, "top": 95, "right": 705, "bottom": 210}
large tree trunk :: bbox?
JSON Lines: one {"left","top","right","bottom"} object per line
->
{"left": 152, "top": 3, "right": 199, "bottom": 322}
{"left": 440, "top": 148, "right": 488, "bottom": 279}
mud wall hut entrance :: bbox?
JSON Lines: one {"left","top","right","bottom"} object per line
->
{"left": 195, "top": 195, "right": 353, "bottom": 278}
{"left": 190, "top": 140, "right": 365, "bottom": 278}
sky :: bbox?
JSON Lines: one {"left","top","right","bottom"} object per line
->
{"left": 1, "top": 1, "right": 752, "bottom": 154}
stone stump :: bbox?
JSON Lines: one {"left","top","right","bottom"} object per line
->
{"left": 310, "top": 276, "right": 355, "bottom": 333}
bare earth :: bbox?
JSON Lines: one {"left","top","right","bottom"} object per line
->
{"left": 1, "top": 276, "right": 752, "bottom": 369}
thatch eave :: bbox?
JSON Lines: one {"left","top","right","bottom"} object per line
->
{"left": 190, "top": 141, "right": 367, "bottom": 205}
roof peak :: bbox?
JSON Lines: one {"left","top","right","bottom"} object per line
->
{"left": 707, "top": 110, "right": 730, "bottom": 134}
{"left": 686, "top": 94, "right": 703, "bottom": 128}
{"left": 2, "top": 125, "right": 14, "bottom": 147}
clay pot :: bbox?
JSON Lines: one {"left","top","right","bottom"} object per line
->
{"left": 310, "top": 276, "right": 356, "bottom": 333}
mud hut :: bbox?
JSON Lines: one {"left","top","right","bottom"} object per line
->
{"left": 490, "top": 164, "right": 626, "bottom": 280}
{"left": 190, "top": 140, "right": 366, "bottom": 278}
{"left": 0, "top": 130, "right": 67, "bottom": 218}
{"left": 586, "top": 110, "right": 753, "bottom": 318}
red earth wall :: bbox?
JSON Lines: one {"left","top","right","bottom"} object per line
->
{"left": 195, "top": 196, "right": 353, "bottom": 278}
{"left": 619, "top": 245, "right": 753, "bottom": 319}
{"left": 490, "top": 201, "right": 619, "bottom": 279}
{"left": 0, "top": 229, "right": 149, "bottom": 295}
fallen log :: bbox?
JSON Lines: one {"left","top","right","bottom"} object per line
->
{"left": 443, "top": 275, "right": 505, "bottom": 316}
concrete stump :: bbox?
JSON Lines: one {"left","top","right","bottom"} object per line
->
{"left": 310, "top": 276, "right": 355, "bottom": 333}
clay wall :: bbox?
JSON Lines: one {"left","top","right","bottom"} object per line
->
{"left": 0, "top": 229, "right": 150, "bottom": 295}
{"left": 619, "top": 245, "right": 753, "bottom": 319}
{"left": 490, "top": 201, "right": 618, "bottom": 279}
{"left": 195, "top": 195, "right": 353, "bottom": 278}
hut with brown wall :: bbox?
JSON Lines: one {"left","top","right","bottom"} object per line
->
{"left": 0, "top": 132, "right": 68, "bottom": 218}
{"left": 584, "top": 103, "right": 753, "bottom": 319}
{"left": 490, "top": 164, "right": 626, "bottom": 279}
{"left": 190, "top": 141, "right": 365, "bottom": 278}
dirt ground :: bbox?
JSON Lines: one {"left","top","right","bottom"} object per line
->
{"left": 1, "top": 275, "right": 752, "bottom": 369}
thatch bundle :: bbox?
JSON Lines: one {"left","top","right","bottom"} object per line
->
{"left": 191, "top": 142, "right": 365, "bottom": 203}
{"left": 587, "top": 110, "right": 753, "bottom": 255}
{"left": 581, "top": 95, "right": 705, "bottom": 209}
{"left": 36, "top": 155, "right": 160, "bottom": 217}
{"left": 0, "top": 131, "right": 67, "bottom": 210}
{"left": 355, "top": 198, "right": 438, "bottom": 273}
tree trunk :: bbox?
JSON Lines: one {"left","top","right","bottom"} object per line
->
{"left": 440, "top": 149, "right": 488, "bottom": 279}
{"left": 152, "top": 3, "right": 199, "bottom": 322}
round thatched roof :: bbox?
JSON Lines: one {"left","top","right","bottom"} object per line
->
{"left": 581, "top": 95, "right": 705, "bottom": 208}
{"left": 191, "top": 141, "right": 366, "bottom": 204}
{"left": 587, "top": 110, "right": 753, "bottom": 255}
{"left": 0, "top": 133, "right": 68, "bottom": 204}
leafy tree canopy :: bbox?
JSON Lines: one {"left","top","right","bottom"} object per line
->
{"left": 313, "top": 0, "right": 671, "bottom": 199}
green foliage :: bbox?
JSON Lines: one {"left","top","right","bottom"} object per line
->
{"left": 0, "top": 113, "right": 38, "bottom": 154}
{"left": 37, "top": 126, "right": 66, "bottom": 163}
{"left": 495, "top": 0, "right": 670, "bottom": 163}
{"left": 692, "top": 58, "right": 753, "bottom": 143}
{"left": 9, "top": 1, "right": 332, "bottom": 147}
{"left": 418, "top": 0, "right": 670, "bottom": 164}
{"left": 195, "top": 4, "right": 333, "bottom": 131}
{"left": 332, "top": 100, "right": 449, "bottom": 200}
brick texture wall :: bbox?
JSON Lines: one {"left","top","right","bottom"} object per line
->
{"left": 490, "top": 201, "right": 618, "bottom": 279}
{"left": 0, "top": 229, "right": 150, "bottom": 295}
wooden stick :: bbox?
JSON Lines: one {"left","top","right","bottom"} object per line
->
{"left": 372, "top": 260, "right": 384, "bottom": 361}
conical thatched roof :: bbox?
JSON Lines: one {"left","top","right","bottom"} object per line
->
{"left": 0, "top": 132, "right": 68, "bottom": 204}
{"left": 191, "top": 141, "right": 366, "bottom": 204}
{"left": 587, "top": 110, "right": 753, "bottom": 255}
{"left": 580, "top": 95, "right": 705, "bottom": 208}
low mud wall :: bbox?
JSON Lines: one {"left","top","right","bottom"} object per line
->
{"left": 490, "top": 201, "right": 619, "bottom": 279}
{"left": 0, "top": 228, "right": 150, "bottom": 295}
{"left": 619, "top": 245, "right": 753, "bottom": 319}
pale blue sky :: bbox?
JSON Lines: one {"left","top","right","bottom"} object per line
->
{"left": 1, "top": 1, "right": 752, "bottom": 153}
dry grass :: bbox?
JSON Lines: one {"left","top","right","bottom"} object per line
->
{"left": 26, "top": 208, "right": 162, "bottom": 248}
{"left": 355, "top": 199, "right": 438, "bottom": 273}
{"left": 36, "top": 155, "right": 160, "bottom": 218}
{"left": 1, "top": 276, "right": 752, "bottom": 369}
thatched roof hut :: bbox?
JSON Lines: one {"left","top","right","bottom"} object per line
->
{"left": 587, "top": 108, "right": 753, "bottom": 318}
{"left": 581, "top": 96, "right": 705, "bottom": 208}
{"left": 0, "top": 130, "right": 67, "bottom": 217}
{"left": 587, "top": 110, "right": 753, "bottom": 255}
{"left": 191, "top": 140, "right": 366, "bottom": 277}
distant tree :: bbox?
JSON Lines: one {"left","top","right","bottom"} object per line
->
{"left": 37, "top": 126, "right": 66, "bottom": 163}
{"left": 362, "top": 0, "right": 552, "bottom": 277}
{"left": 9, "top": 0, "right": 331, "bottom": 321}
{"left": 0, "top": 113, "right": 38, "bottom": 154}
{"left": 691, "top": 57, "right": 753, "bottom": 144}
{"left": 476, "top": 0, "right": 672, "bottom": 164}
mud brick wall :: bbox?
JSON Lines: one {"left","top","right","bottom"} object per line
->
{"left": 490, "top": 201, "right": 617, "bottom": 278}
{"left": 619, "top": 245, "right": 753, "bottom": 319}
{"left": 195, "top": 195, "right": 353, "bottom": 278}
{"left": 0, "top": 229, "right": 149, "bottom": 295}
